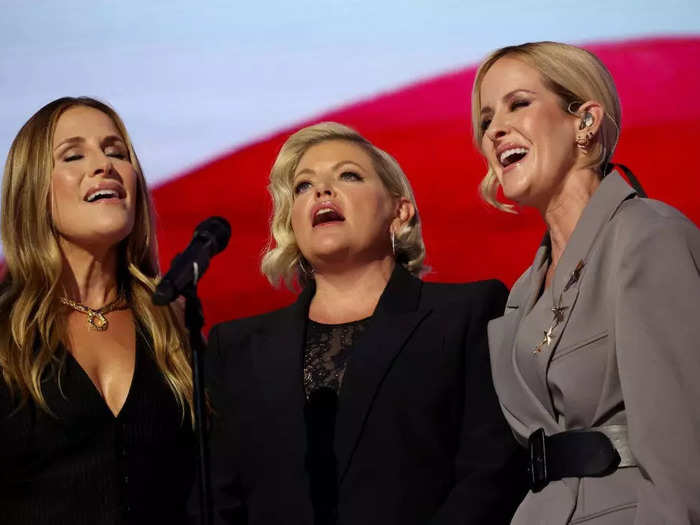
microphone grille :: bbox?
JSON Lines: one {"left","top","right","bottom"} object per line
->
{"left": 195, "top": 216, "right": 231, "bottom": 255}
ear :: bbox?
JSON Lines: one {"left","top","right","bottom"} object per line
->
{"left": 390, "top": 197, "right": 415, "bottom": 235}
{"left": 575, "top": 100, "right": 604, "bottom": 137}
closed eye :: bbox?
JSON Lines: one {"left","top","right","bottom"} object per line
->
{"left": 510, "top": 99, "right": 530, "bottom": 111}
{"left": 480, "top": 117, "right": 492, "bottom": 133}
{"left": 106, "top": 148, "right": 128, "bottom": 160}
{"left": 64, "top": 154, "right": 84, "bottom": 162}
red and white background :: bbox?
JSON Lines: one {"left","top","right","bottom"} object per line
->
{"left": 2, "top": 1, "right": 699, "bottom": 328}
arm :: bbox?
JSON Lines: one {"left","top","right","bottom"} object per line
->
{"left": 431, "top": 280, "right": 527, "bottom": 525}
{"left": 613, "top": 214, "right": 700, "bottom": 524}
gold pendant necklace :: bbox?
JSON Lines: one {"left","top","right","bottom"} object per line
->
{"left": 60, "top": 295, "right": 127, "bottom": 331}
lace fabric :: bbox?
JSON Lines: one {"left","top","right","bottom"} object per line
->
{"left": 303, "top": 317, "right": 370, "bottom": 399}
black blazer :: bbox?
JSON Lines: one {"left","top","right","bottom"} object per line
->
{"left": 204, "top": 265, "right": 525, "bottom": 525}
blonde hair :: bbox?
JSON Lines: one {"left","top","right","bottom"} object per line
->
{"left": 261, "top": 122, "right": 426, "bottom": 290}
{"left": 471, "top": 41, "right": 622, "bottom": 212}
{"left": 0, "top": 97, "right": 193, "bottom": 421}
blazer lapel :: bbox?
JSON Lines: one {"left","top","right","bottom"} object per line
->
{"left": 251, "top": 285, "right": 313, "bottom": 452}
{"left": 543, "top": 171, "right": 638, "bottom": 360}
{"left": 496, "top": 242, "right": 564, "bottom": 431}
{"left": 335, "top": 266, "right": 431, "bottom": 482}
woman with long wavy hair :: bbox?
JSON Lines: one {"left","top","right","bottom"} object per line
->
{"left": 0, "top": 97, "right": 195, "bottom": 525}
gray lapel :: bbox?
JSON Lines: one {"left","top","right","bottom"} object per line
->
{"left": 490, "top": 244, "right": 560, "bottom": 433}
{"left": 490, "top": 172, "right": 638, "bottom": 434}
{"left": 543, "top": 172, "right": 637, "bottom": 359}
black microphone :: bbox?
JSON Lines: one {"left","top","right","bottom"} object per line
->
{"left": 152, "top": 216, "right": 231, "bottom": 305}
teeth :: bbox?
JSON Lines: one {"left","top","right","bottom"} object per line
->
{"left": 86, "top": 189, "right": 118, "bottom": 202}
{"left": 499, "top": 147, "right": 528, "bottom": 164}
{"left": 315, "top": 208, "right": 334, "bottom": 216}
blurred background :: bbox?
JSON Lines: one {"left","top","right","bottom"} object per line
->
{"left": 2, "top": 1, "right": 699, "bottom": 327}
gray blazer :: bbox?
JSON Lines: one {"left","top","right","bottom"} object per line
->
{"left": 488, "top": 172, "right": 700, "bottom": 524}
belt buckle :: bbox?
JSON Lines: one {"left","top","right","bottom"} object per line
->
{"left": 528, "top": 428, "right": 548, "bottom": 493}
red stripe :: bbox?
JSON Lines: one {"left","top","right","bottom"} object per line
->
{"left": 17, "top": 36, "right": 697, "bottom": 327}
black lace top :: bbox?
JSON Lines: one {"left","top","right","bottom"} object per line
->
{"left": 303, "top": 317, "right": 370, "bottom": 525}
{"left": 303, "top": 318, "right": 370, "bottom": 398}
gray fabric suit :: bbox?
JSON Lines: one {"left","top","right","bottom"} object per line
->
{"left": 488, "top": 172, "right": 700, "bottom": 524}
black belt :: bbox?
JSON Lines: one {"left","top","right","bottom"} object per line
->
{"left": 527, "top": 427, "right": 623, "bottom": 493}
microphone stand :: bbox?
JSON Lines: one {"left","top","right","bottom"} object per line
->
{"left": 183, "top": 282, "right": 212, "bottom": 525}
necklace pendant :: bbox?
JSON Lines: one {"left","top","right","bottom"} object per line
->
{"left": 551, "top": 305, "right": 568, "bottom": 324}
{"left": 88, "top": 312, "right": 109, "bottom": 331}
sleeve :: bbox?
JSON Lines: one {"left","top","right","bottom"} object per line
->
{"left": 189, "top": 323, "right": 248, "bottom": 525}
{"left": 613, "top": 215, "right": 700, "bottom": 524}
{"left": 430, "top": 280, "right": 527, "bottom": 525}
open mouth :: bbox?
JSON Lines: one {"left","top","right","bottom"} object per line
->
{"left": 499, "top": 147, "right": 528, "bottom": 168}
{"left": 312, "top": 207, "right": 345, "bottom": 227}
{"left": 84, "top": 189, "right": 123, "bottom": 203}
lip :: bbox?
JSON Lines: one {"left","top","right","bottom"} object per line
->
{"left": 83, "top": 181, "right": 126, "bottom": 203}
{"left": 310, "top": 200, "right": 345, "bottom": 227}
{"left": 494, "top": 141, "right": 529, "bottom": 172}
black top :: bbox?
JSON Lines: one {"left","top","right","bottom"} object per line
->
{"left": 303, "top": 318, "right": 370, "bottom": 525}
{"left": 303, "top": 318, "right": 369, "bottom": 398}
{"left": 205, "top": 265, "right": 526, "bottom": 525}
{"left": 0, "top": 332, "right": 196, "bottom": 525}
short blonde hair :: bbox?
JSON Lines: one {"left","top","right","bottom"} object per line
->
{"left": 1, "top": 97, "right": 193, "bottom": 421}
{"left": 261, "top": 122, "right": 426, "bottom": 290}
{"left": 471, "top": 41, "right": 622, "bottom": 212}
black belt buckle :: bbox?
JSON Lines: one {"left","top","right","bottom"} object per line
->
{"left": 528, "top": 428, "right": 548, "bottom": 493}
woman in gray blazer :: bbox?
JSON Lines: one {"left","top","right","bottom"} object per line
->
{"left": 470, "top": 41, "right": 700, "bottom": 524}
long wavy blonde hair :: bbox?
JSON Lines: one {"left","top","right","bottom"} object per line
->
{"left": 0, "top": 97, "right": 193, "bottom": 421}
{"left": 260, "top": 122, "right": 426, "bottom": 290}
{"left": 471, "top": 41, "right": 622, "bottom": 212}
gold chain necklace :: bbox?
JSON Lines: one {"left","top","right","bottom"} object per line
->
{"left": 60, "top": 295, "right": 128, "bottom": 331}
{"left": 532, "top": 260, "right": 585, "bottom": 355}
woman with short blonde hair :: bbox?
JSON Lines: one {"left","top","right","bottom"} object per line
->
{"left": 205, "top": 122, "right": 524, "bottom": 525}
{"left": 262, "top": 121, "right": 426, "bottom": 288}
{"left": 473, "top": 41, "right": 700, "bottom": 524}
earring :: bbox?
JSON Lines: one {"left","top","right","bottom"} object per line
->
{"left": 298, "top": 257, "right": 314, "bottom": 275}
{"left": 578, "top": 112, "right": 594, "bottom": 130}
{"left": 390, "top": 230, "right": 396, "bottom": 257}
{"left": 575, "top": 134, "right": 589, "bottom": 152}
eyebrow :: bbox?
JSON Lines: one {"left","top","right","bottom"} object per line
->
{"left": 480, "top": 89, "right": 537, "bottom": 117}
{"left": 53, "top": 134, "right": 125, "bottom": 152}
{"left": 294, "top": 159, "right": 366, "bottom": 180}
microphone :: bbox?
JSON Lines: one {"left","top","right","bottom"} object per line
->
{"left": 152, "top": 216, "right": 231, "bottom": 305}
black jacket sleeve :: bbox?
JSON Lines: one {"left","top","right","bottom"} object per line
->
{"left": 430, "top": 280, "right": 527, "bottom": 524}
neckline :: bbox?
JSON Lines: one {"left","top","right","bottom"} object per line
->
{"left": 307, "top": 316, "right": 372, "bottom": 328}
{"left": 64, "top": 335, "right": 139, "bottom": 420}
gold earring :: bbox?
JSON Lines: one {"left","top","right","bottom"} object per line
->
{"left": 575, "top": 134, "right": 589, "bottom": 152}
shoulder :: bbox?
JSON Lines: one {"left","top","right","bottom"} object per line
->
{"left": 609, "top": 197, "right": 700, "bottom": 256}
{"left": 615, "top": 196, "right": 696, "bottom": 229}
{"left": 208, "top": 301, "right": 297, "bottom": 343}
{"left": 420, "top": 279, "right": 508, "bottom": 318}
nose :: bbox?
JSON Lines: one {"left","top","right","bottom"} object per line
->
{"left": 315, "top": 180, "right": 334, "bottom": 198}
{"left": 485, "top": 113, "right": 509, "bottom": 143}
{"left": 89, "top": 152, "right": 114, "bottom": 177}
